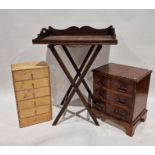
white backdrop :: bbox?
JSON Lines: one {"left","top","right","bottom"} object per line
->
{"left": 0, "top": 10, "right": 155, "bottom": 145}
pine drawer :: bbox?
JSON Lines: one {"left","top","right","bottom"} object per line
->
{"left": 19, "top": 105, "right": 51, "bottom": 118}
{"left": 12, "top": 68, "right": 49, "bottom": 82}
{"left": 16, "top": 87, "right": 50, "bottom": 101}
{"left": 14, "top": 78, "right": 49, "bottom": 91}
{"left": 17, "top": 96, "right": 51, "bottom": 110}
{"left": 20, "top": 112, "right": 52, "bottom": 128}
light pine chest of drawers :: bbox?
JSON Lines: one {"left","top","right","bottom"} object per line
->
{"left": 92, "top": 63, "right": 152, "bottom": 136}
{"left": 11, "top": 61, "right": 52, "bottom": 127}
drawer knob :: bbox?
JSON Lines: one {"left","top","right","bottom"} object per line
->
{"left": 33, "top": 92, "right": 35, "bottom": 98}
{"left": 34, "top": 101, "right": 36, "bottom": 106}
{"left": 31, "top": 73, "right": 34, "bottom": 79}
{"left": 32, "top": 83, "right": 34, "bottom": 88}
{"left": 34, "top": 109, "right": 37, "bottom": 115}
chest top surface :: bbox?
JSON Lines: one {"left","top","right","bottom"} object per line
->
{"left": 11, "top": 61, "right": 48, "bottom": 71}
{"left": 92, "top": 63, "right": 152, "bottom": 82}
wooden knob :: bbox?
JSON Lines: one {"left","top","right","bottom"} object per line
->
{"left": 34, "top": 101, "right": 36, "bottom": 106}
{"left": 32, "top": 82, "right": 34, "bottom": 88}
{"left": 31, "top": 73, "right": 34, "bottom": 79}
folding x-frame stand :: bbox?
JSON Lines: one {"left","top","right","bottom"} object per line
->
{"left": 32, "top": 25, "right": 117, "bottom": 126}
{"left": 48, "top": 44, "right": 102, "bottom": 125}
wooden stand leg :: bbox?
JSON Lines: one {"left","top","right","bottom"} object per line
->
{"left": 49, "top": 44, "right": 102, "bottom": 125}
{"left": 60, "top": 45, "right": 94, "bottom": 105}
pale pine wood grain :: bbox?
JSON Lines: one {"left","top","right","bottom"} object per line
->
{"left": 36, "top": 105, "right": 51, "bottom": 115}
{"left": 16, "top": 89, "right": 34, "bottom": 101}
{"left": 20, "top": 112, "right": 52, "bottom": 128}
{"left": 11, "top": 61, "right": 48, "bottom": 71}
{"left": 19, "top": 108, "right": 36, "bottom": 118}
{"left": 15, "top": 78, "right": 49, "bottom": 91}
{"left": 17, "top": 96, "right": 51, "bottom": 110}
{"left": 13, "top": 68, "right": 49, "bottom": 82}
{"left": 11, "top": 61, "right": 52, "bottom": 127}
{"left": 34, "top": 87, "right": 50, "bottom": 98}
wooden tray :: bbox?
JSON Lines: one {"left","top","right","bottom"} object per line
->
{"left": 32, "top": 26, "right": 118, "bottom": 45}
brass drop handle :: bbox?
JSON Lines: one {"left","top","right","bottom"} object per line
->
{"left": 98, "top": 90, "right": 104, "bottom": 97}
{"left": 118, "top": 84, "right": 128, "bottom": 92}
{"left": 95, "top": 102, "right": 105, "bottom": 111}
{"left": 99, "top": 80, "right": 104, "bottom": 85}
{"left": 114, "top": 109, "right": 127, "bottom": 117}
{"left": 116, "top": 98, "right": 127, "bottom": 105}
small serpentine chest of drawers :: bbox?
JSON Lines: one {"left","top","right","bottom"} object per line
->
{"left": 11, "top": 61, "right": 52, "bottom": 127}
{"left": 92, "top": 63, "right": 152, "bottom": 136}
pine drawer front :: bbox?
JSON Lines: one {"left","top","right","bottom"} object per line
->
{"left": 17, "top": 99, "right": 35, "bottom": 110}
{"left": 33, "top": 78, "right": 49, "bottom": 88}
{"left": 16, "top": 89, "right": 34, "bottom": 101}
{"left": 19, "top": 108, "right": 36, "bottom": 118}
{"left": 36, "top": 105, "right": 51, "bottom": 115}
{"left": 20, "top": 115, "right": 37, "bottom": 127}
{"left": 35, "top": 96, "right": 51, "bottom": 106}
{"left": 17, "top": 96, "right": 51, "bottom": 110}
{"left": 20, "top": 112, "right": 52, "bottom": 128}
{"left": 16, "top": 87, "right": 50, "bottom": 101}
{"left": 19, "top": 105, "right": 51, "bottom": 119}
{"left": 32, "top": 68, "right": 49, "bottom": 79}
{"left": 13, "top": 70, "right": 33, "bottom": 82}
{"left": 34, "top": 87, "right": 50, "bottom": 98}
{"left": 13, "top": 68, "right": 49, "bottom": 82}
{"left": 15, "top": 78, "right": 49, "bottom": 91}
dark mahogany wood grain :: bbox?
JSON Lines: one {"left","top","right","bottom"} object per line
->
{"left": 132, "top": 74, "right": 151, "bottom": 121}
{"left": 32, "top": 26, "right": 118, "bottom": 45}
{"left": 93, "top": 63, "right": 152, "bottom": 82}
{"left": 92, "top": 63, "right": 152, "bottom": 136}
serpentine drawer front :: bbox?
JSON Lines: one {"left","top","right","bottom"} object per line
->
{"left": 11, "top": 61, "right": 52, "bottom": 127}
{"left": 92, "top": 63, "right": 152, "bottom": 136}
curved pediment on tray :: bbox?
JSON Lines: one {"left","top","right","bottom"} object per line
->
{"left": 37, "top": 25, "right": 116, "bottom": 38}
